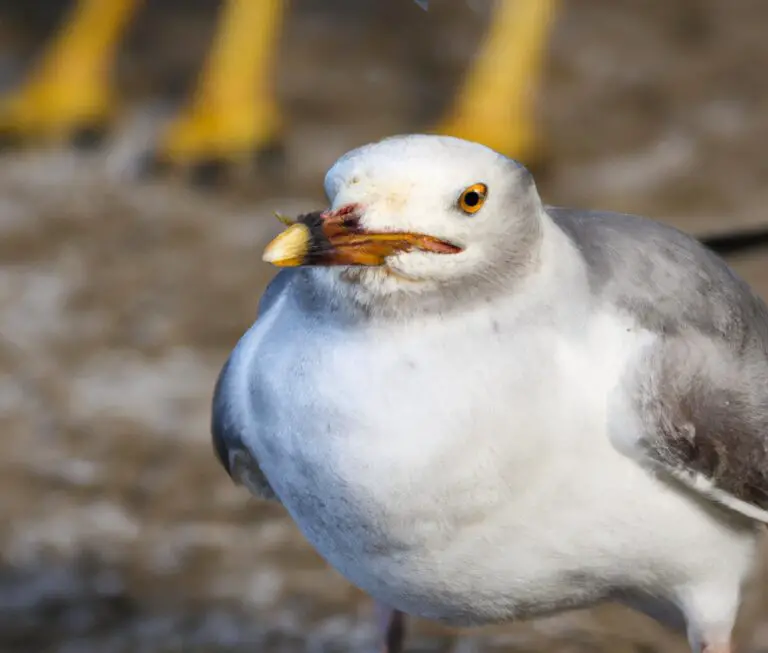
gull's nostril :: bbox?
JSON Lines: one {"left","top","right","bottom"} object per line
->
{"left": 342, "top": 216, "right": 361, "bottom": 230}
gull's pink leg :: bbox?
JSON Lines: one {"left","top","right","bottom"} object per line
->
{"left": 373, "top": 602, "right": 407, "bottom": 653}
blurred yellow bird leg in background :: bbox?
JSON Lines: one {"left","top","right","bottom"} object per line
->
{"left": 0, "top": 0, "right": 139, "bottom": 147}
{"left": 153, "top": 0, "right": 286, "bottom": 175}
{"left": 434, "top": 0, "right": 559, "bottom": 167}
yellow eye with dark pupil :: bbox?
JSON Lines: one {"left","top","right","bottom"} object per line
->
{"left": 458, "top": 183, "right": 488, "bottom": 214}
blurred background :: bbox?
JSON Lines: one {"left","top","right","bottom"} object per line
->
{"left": 1, "top": 0, "right": 768, "bottom": 651}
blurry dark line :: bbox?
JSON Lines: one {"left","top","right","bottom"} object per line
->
{"left": 699, "top": 226, "right": 768, "bottom": 257}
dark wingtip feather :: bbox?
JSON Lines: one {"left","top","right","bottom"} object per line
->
{"left": 700, "top": 226, "right": 768, "bottom": 257}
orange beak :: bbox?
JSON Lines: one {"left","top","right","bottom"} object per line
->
{"left": 262, "top": 205, "right": 461, "bottom": 268}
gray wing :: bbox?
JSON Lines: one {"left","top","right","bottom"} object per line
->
{"left": 550, "top": 206, "right": 768, "bottom": 522}
{"left": 211, "top": 269, "right": 297, "bottom": 501}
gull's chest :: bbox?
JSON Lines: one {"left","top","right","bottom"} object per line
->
{"left": 247, "top": 307, "right": 603, "bottom": 539}
{"left": 237, "top": 300, "right": 669, "bottom": 623}
{"left": 305, "top": 326, "right": 574, "bottom": 455}
{"left": 254, "top": 309, "right": 584, "bottom": 479}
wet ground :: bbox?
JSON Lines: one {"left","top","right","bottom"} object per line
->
{"left": 2, "top": 0, "right": 768, "bottom": 651}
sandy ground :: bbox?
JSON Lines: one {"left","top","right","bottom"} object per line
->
{"left": 2, "top": 1, "right": 768, "bottom": 651}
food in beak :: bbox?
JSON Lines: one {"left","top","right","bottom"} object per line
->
{"left": 262, "top": 207, "right": 461, "bottom": 267}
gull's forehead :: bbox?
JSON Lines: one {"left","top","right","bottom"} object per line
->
{"left": 324, "top": 135, "right": 506, "bottom": 203}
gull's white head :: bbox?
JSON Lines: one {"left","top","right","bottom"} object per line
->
{"left": 263, "top": 135, "right": 545, "bottom": 312}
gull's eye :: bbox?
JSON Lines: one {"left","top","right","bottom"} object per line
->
{"left": 458, "top": 183, "right": 488, "bottom": 215}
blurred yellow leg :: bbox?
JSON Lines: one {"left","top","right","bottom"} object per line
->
{"left": 435, "top": 0, "right": 559, "bottom": 163}
{"left": 0, "top": 0, "right": 139, "bottom": 144}
{"left": 157, "top": 0, "right": 286, "bottom": 166}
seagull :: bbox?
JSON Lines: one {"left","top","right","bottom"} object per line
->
{"left": 212, "top": 134, "right": 768, "bottom": 653}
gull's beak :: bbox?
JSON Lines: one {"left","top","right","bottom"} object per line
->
{"left": 262, "top": 204, "right": 461, "bottom": 268}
